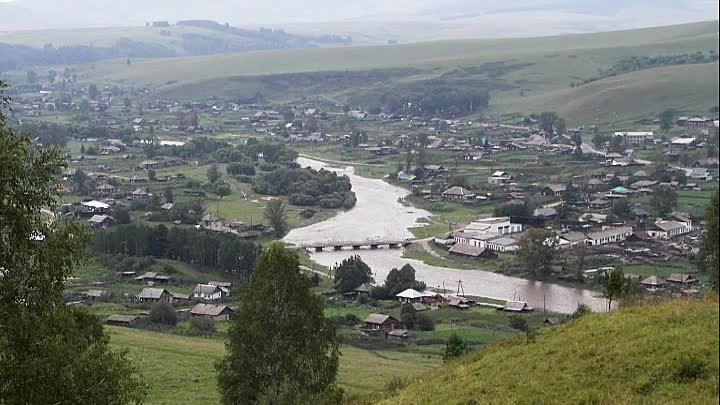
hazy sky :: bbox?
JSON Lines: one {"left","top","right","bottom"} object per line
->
{"left": 0, "top": 0, "right": 718, "bottom": 36}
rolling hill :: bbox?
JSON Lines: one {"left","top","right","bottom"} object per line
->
{"left": 76, "top": 20, "right": 719, "bottom": 125}
{"left": 365, "top": 299, "right": 719, "bottom": 405}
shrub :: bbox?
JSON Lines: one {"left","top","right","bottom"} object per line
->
{"left": 343, "top": 313, "right": 360, "bottom": 326}
{"left": 149, "top": 303, "right": 177, "bottom": 326}
{"left": 674, "top": 355, "right": 707, "bottom": 383}
{"left": 415, "top": 314, "right": 435, "bottom": 331}
{"left": 288, "top": 193, "right": 317, "bottom": 206}
{"left": 299, "top": 209, "right": 316, "bottom": 219}
{"left": 236, "top": 175, "right": 253, "bottom": 183}
{"left": 189, "top": 317, "right": 217, "bottom": 336}
{"left": 509, "top": 315, "right": 529, "bottom": 332}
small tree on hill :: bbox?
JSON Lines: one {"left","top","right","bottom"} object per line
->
{"left": 651, "top": 185, "right": 678, "bottom": 217}
{"left": 698, "top": 191, "right": 719, "bottom": 290}
{"left": 207, "top": 164, "right": 222, "bottom": 184}
{"left": 604, "top": 268, "right": 627, "bottom": 311}
{"left": 216, "top": 243, "right": 340, "bottom": 404}
{"left": 443, "top": 333, "right": 468, "bottom": 361}
{"left": 332, "top": 255, "right": 373, "bottom": 293}
{"left": 383, "top": 263, "right": 426, "bottom": 297}
{"left": 659, "top": 109, "right": 675, "bottom": 132}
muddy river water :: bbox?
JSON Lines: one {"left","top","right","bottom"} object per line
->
{"left": 284, "top": 157, "right": 609, "bottom": 313}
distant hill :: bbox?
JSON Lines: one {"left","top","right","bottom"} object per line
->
{"left": 76, "top": 20, "right": 719, "bottom": 126}
{"left": 362, "top": 299, "right": 719, "bottom": 405}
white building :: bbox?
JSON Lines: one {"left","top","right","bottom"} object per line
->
{"left": 613, "top": 131, "right": 654, "bottom": 144}
{"left": 464, "top": 217, "right": 522, "bottom": 235}
{"left": 453, "top": 217, "right": 523, "bottom": 252}
{"left": 488, "top": 171, "right": 512, "bottom": 185}
{"left": 192, "top": 284, "right": 225, "bottom": 302}
{"left": 585, "top": 227, "right": 633, "bottom": 246}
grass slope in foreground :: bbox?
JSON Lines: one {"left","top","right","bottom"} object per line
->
{"left": 372, "top": 299, "right": 719, "bottom": 405}
{"left": 107, "top": 327, "right": 439, "bottom": 405}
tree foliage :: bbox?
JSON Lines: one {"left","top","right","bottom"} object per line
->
{"left": 216, "top": 243, "right": 339, "bottom": 405}
{"left": 699, "top": 191, "right": 719, "bottom": 290}
{"left": 443, "top": 333, "right": 469, "bottom": 362}
{"left": 517, "top": 229, "right": 558, "bottom": 276}
{"left": 604, "top": 268, "right": 627, "bottom": 311}
{"left": 651, "top": 185, "right": 678, "bottom": 217}
{"left": 0, "top": 82, "right": 145, "bottom": 404}
{"left": 253, "top": 167, "right": 356, "bottom": 209}
{"left": 264, "top": 199, "right": 288, "bottom": 238}
{"left": 333, "top": 255, "right": 373, "bottom": 293}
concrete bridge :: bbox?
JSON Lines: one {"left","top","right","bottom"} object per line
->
{"left": 291, "top": 238, "right": 415, "bottom": 252}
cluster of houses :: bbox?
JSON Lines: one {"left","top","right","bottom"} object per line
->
{"left": 639, "top": 273, "right": 700, "bottom": 296}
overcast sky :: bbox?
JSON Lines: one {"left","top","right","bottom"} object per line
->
{"left": 0, "top": 0, "right": 717, "bottom": 36}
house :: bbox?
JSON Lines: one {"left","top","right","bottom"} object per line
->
{"left": 464, "top": 217, "right": 522, "bottom": 235}
{"left": 502, "top": 301, "right": 533, "bottom": 312}
{"left": 161, "top": 202, "right": 174, "bottom": 210}
{"left": 671, "top": 137, "right": 696, "bottom": 148}
{"left": 448, "top": 243, "right": 497, "bottom": 259}
{"left": 397, "top": 171, "right": 416, "bottom": 182}
{"left": 441, "top": 186, "right": 475, "bottom": 202}
{"left": 192, "top": 284, "right": 226, "bottom": 302}
{"left": 88, "top": 214, "right": 112, "bottom": 228}
{"left": 137, "top": 288, "right": 172, "bottom": 303}
{"left": 690, "top": 168, "right": 712, "bottom": 180}
{"left": 396, "top": 289, "right": 427, "bottom": 304}
{"left": 171, "top": 292, "right": 190, "bottom": 304}
{"left": 105, "top": 315, "right": 139, "bottom": 327}
{"left": 424, "top": 165, "right": 448, "bottom": 176}
{"left": 134, "top": 272, "right": 170, "bottom": 284}
{"left": 353, "top": 283, "right": 373, "bottom": 297}
{"left": 448, "top": 298, "right": 471, "bottom": 311}
{"left": 559, "top": 232, "right": 588, "bottom": 249}
{"left": 364, "top": 314, "right": 400, "bottom": 335}
{"left": 613, "top": 131, "right": 654, "bottom": 144}
{"left": 96, "top": 183, "right": 116, "bottom": 196}
{"left": 488, "top": 171, "right": 512, "bottom": 185}
{"left": 533, "top": 207, "right": 558, "bottom": 219}
{"left": 130, "top": 187, "right": 150, "bottom": 198}
{"left": 585, "top": 227, "right": 633, "bottom": 246}
{"left": 100, "top": 145, "right": 121, "bottom": 155}
{"left": 385, "top": 328, "right": 411, "bottom": 341}
{"left": 666, "top": 274, "right": 697, "bottom": 286}
{"left": 647, "top": 220, "right": 692, "bottom": 239}
{"left": 190, "top": 303, "right": 234, "bottom": 321}
{"left": 544, "top": 317, "right": 562, "bottom": 327}
{"left": 138, "top": 160, "right": 160, "bottom": 170}
{"left": 541, "top": 184, "right": 566, "bottom": 197}
{"left": 83, "top": 289, "right": 108, "bottom": 301}
{"left": 485, "top": 237, "right": 519, "bottom": 252}
{"left": 589, "top": 199, "right": 611, "bottom": 210}
{"left": 640, "top": 276, "right": 666, "bottom": 292}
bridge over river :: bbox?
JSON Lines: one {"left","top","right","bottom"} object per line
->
{"left": 290, "top": 238, "right": 415, "bottom": 252}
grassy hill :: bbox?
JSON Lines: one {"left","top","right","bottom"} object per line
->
{"left": 77, "top": 20, "right": 719, "bottom": 125}
{"left": 363, "top": 299, "right": 719, "bottom": 405}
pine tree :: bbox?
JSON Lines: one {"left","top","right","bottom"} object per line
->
{"left": 443, "top": 333, "right": 468, "bottom": 361}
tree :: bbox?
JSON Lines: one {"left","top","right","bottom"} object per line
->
{"left": 611, "top": 198, "right": 631, "bottom": 220}
{"left": 562, "top": 182, "right": 578, "bottom": 203}
{"left": 383, "top": 264, "right": 426, "bottom": 297}
{"left": 149, "top": 303, "right": 178, "bottom": 326}
{"left": 555, "top": 118, "right": 566, "bottom": 136}
{"left": 163, "top": 186, "right": 174, "bottom": 203}
{"left": 264, "top": 199, "right": 287, "bottom": 238}
{"left": 148, "top": 169, "right": 156, "bottom": 181}
{"left": 26, "top": 70, "right": 38, "bottom": 84}
{"left": 207, "top": 164, "right": 222, "bottom": 184}
{"left": 539, "top": 112, "right": 559, "bottom": 135}
{"left": 517, "top": 229, "right": 558, "bottom": 276}
{"left": 115, "top": 207, "right": 131, "bottom": 224}
{"left": 604, "top": 268, "right": 627, "bottom": 311}
{"left": 571, "top": 132, "right": 583, "bottom": 146}
{"left": 651, "top": 185, "right": 678, "bottom": 217}
{"left": 79, "top": 98, "right": 91, "bottom": 115}
{"left": 216, "top": 243, "right": 340, "bottom": 405}
{"left": 88, "top": 83, "right": 99, "bottom": 100}
{"left": 80, "top": 144, "right": 86, "bottom": 154}
{"left": 659, "top": 109, "right": 675, "bottom": 132}
{"left": 592, "top": 132, "right": 607, "bottom": 149}
{"left": 699, "top": 191, "right": 719, "bottom": 289}
{"left": 48, "top": 69, "right": 57, "bottom": 84}
{"left": 0, "top": 82, "right": 145, "bottom": 404}
{"left": 215, "top": 183, "right": 232, "bottom": 200}
{"left": 608, "top": 135, "right": 626, "bottom": 153}
{"left": 443, "top": 333, "right": 468, "bottom": 361}
{"left": 332, "top": 255, "right": 373, "bottom": 293}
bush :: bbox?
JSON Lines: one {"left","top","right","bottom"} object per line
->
{"left": 288, "top": 193, "right": 317, "bottom": 206}
{"left": 674, "top": 355, "right": 707, "bottom": 383}
{"left": 189, "top": 317, "right": 217, "bottom": 336}
{"left": 415, "top": 314, "right": 435, "bottom": 331}
{"left": 149, "top": 303, "right": 177, "bottom": 326}
{"left": 236, "top": 175, "right": 253, "bottom": 183}
{"left": 299, "top": 209, "right": 316, "bottom": 219}
{"left": 509, "top": 315, "right": 528, "bottom": 332}
{"left": 258, "top": 163, "right": 279, "bottom": 172}
{"left": 226, "top": 162, "right": 256, "bottom": 176}
{"left": 343, "top": 313, "right": 360, "bottom": 326}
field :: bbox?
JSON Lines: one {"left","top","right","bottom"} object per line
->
{"left": 370, "top": 299, "right": 720, "bottom": 405}
{"left": 107, "top": 326, "right": 440, "bottom": 405}
{"left": 72, "top": 21, "right": 720, "bottom": 125}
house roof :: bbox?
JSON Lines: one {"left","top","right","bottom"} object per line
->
{"left": 193, "top": 284, "right": 222, "bottom": 295}
{"left": 690, "top": 168, "right": 709, "bottom": 176}
{"left": 354, "top": 283, "right": 373, "bottom": 293}
{"left": 88, "top": 214, "right": 110, "bottom": 223}
{"left": 442, "top": 186, "right": 474, "bottom": 197}
{"left": 386, "top": 329, "right": 409, "bottom": 337}
{"left": 491, "top": 171, "right": 509, "bottom": 177}
{"left": 411, "top": 303, "right": 428, "bottom": 312}
{"left": 191, "top": 303, "right": 232, "bottom": 316}
{"left": 82, "top": 200, "right": 110, "bottom": 209}
{"left": 396, "top": 289, "right": 427, "bottom": 299}
{"left": 84, "top": 289, "right": 106, "bottom": 298}
{"left": 640, "top": 276, "right": 665, "bottom": 286}
{"left": 209, "top": 281, "right": 232, "bottom": 288}
{"left": 504, "top": 301, "right": 529, "bottom": 312}
{"left": 491, "top": 237, "right": 518, "bottom": 246}
{"left": 544, "top": 184, "right": 566, "bottom": 193}
{"left": 364, "top": 313, "right": 396, "bottom": 325}
{"left": 96, "top": 184, "right": 115, "bottom": 190}
{"left": 449, "top": 243, "right": 491, "bottom": 257}
{"left": 666, "top": 274, "right": 696, "bottom": 283}
{"left": 533, "top": 207, "right": 558, "bottom": 218}
{"left": 561, "top": 232, "right": 588, "bottom": 243}
{"left": 106, "top": 314, "right": 139, "bottom": 324}
{"left": 653, "top": 220, "right": 685, "bottom": 232}
{"left": 138, "top": 288, "right": 168, "bottom": 299}
{"left": 586, "top": 227, "right": 633, "bottom": 241}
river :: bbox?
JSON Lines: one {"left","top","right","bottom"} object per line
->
{"left": 284, "top": 157, "right": 610, "bottom": 314}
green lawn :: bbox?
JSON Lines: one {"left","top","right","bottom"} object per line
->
{"left": 107, "top": 326, "right": 440, "bottom": 405}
